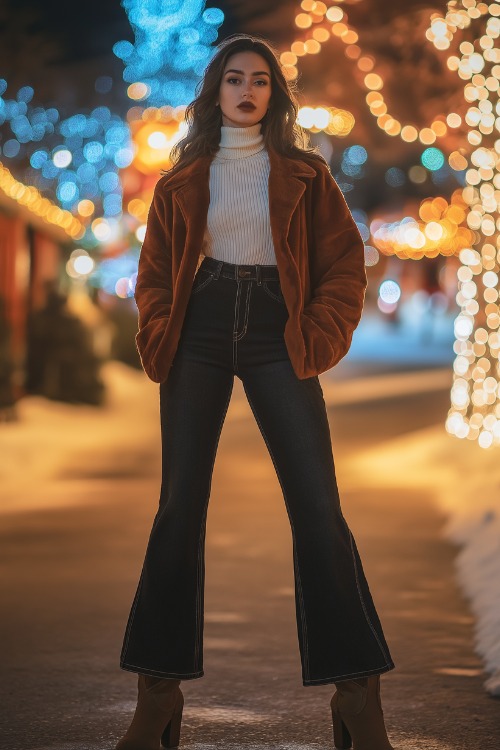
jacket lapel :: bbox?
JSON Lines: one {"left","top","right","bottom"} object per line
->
{"left": 267, "top": 148, "right": 316, "bottom": 308}
{"left": 267, "top": 147, "right": 316, "bottom": 243}
{"left": 162, "top": 156, "right": 212, "bottom": 279}
{"left": 169, "top": 155, "right": 212, "bottom": 242}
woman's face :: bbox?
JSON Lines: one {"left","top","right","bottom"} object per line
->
{"left": 217, "top": 50, "right": 272, "bottom": 128}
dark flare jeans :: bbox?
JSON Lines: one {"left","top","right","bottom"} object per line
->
{"left": 120, "top": 256, "right": 395, "bottom": 686}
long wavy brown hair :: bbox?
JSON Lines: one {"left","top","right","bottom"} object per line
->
{"left": 162, "top": 33, "right": 325, "bottom": 177}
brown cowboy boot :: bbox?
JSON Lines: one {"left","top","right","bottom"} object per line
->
{"left": 115, "top": 674, "right": 184, "bottom": 750}
{"left": 330, "top": 674, "right": 394, "bottom": 749}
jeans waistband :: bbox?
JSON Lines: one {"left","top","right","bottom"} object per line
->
{"left": 200, "top": 256, "right": 280, "bottom": 282}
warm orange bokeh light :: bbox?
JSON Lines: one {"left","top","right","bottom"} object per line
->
{"left": 131, "top": 119, "right": 185, "bottom": 175}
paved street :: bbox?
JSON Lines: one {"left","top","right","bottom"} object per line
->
{"left": 0, "top": 365, "right": 499, "bottom": 750}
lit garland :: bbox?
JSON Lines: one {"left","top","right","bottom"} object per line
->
{"left": 284, "top": 1, "right": 468, "bottom": 149}
{"left": 297, "top": 104, "right": 354, "bottom": 135}
{"left": 428, "top": 1, "right": 500, "bottom": 448}
{"left": 281, "top": 2, "right": 358, "bottom": 136}
{"left": 372, "top": 190, "right": 475, "bottom": 260}
{"left": 0, "top": 79, "right": 131, "bottom": 231}
{"left": 0, "top": 161, "right": 84, "bottom": 239}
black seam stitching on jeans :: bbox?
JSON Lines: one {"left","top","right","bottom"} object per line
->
{"left": 193, "top": 379, "right": 234, "bottom": 671}
{"left": 232, "top": 283, "right": 241, "bottom": 369}
{"left": 346, "top": 524, "right": 392, "bottom": 665}
{"left": 120, "top": 567, "right": 145, "bottom": 663}
{"left": 293, "top": 545, "right": 310, "bottom": 677}
{"left": 191, "top": 271, "right": 214, "bottom": 295}
{"left": 262, "top": 281, "right": 285, "bottom": 304}
{"left": 234, "top": 282, "right": 252, "bottom": 341}
{"left": 242, "top": 383, "right": 311, "bottom": 681}
{"left": 213, "top": 260, "right": 222, "bottom": 280}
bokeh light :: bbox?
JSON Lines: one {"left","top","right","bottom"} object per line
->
{"left": 379, "top": 279, "right": 402, "bottom": 304}
{"left": 441, "top": 1, "right": 500, "bottom": 448}
{"left": 115, "top": 0, "right": 224, "bottom": 107}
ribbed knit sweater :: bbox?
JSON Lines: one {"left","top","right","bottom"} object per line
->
{"left": 201, "top": 122, "right": 277, "bottom": 265}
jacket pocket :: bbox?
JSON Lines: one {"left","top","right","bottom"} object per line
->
{"left": 135, "top": 316, "right": 169, "bottom": 383}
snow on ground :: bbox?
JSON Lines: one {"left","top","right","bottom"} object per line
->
{"left": 0, "top": 361, "right": 159, "bottom": 514}
{"left": 344, "top": 422, "right": 500, "bottom": 696}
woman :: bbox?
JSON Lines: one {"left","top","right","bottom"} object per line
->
{"left": 115, "top": 33, "right": 396, "bottom": 750}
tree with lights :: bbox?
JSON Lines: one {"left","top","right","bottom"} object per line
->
{"left": 426, "top": 1, "right": 500, "bottom": 449}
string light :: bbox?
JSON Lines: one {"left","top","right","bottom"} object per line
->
{"left": 286, "top": 1, "right": 464, "bottom": 144}
{"left": 0, "top": 161, "right": 84, "bottom": 239}
{"left": 297, "top": 104, "right": 354, "bottom": 135}
{"left": 437, "top": 1, "right": 500, "bottom": 448}
{"left": 0, "top": 78, "right": 131, "bottom": 226}
{"left": 372, "top": 190, "right": 474, "bottom": 260}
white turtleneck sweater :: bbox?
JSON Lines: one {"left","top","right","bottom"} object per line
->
{"left": 201, "top": 122, "right": 277, "bottom": 265}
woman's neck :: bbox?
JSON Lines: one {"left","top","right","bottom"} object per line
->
{"left": 215, "top": 122, "right": 265, "bottom": 160}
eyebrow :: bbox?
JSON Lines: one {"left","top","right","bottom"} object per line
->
{"left": 224, "top": 69, "right": 270, "bottom": 77}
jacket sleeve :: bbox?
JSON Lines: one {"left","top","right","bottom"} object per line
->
{"left": 300, "top": 163, "right": 367, "bottom": 374}
{"left": 133, "top": 178, "right": 173, "bottom": 380}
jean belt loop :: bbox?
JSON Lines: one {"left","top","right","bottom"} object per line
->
{"left": 213, "top": 260, "right": 222, "bottom": 280}
{"left": 256, "top": 265, "right": 262, "bottom": 286}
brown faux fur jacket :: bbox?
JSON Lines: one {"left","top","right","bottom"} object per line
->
{"left": 134, "top": 146, "right": 367, "bottom": 383}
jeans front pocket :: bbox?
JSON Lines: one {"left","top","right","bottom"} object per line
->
{"left": 191, "top": 268, "right": 215, "bottom": 295}
{"left": 261, "top": 278, "right": 286, "bottom": 305}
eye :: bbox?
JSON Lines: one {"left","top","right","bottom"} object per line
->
{"left": 226, "top": 77, "right": 240, "bottom": 84}
{"left": 255, "top": 80, "right": 268, "bottom": 86}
